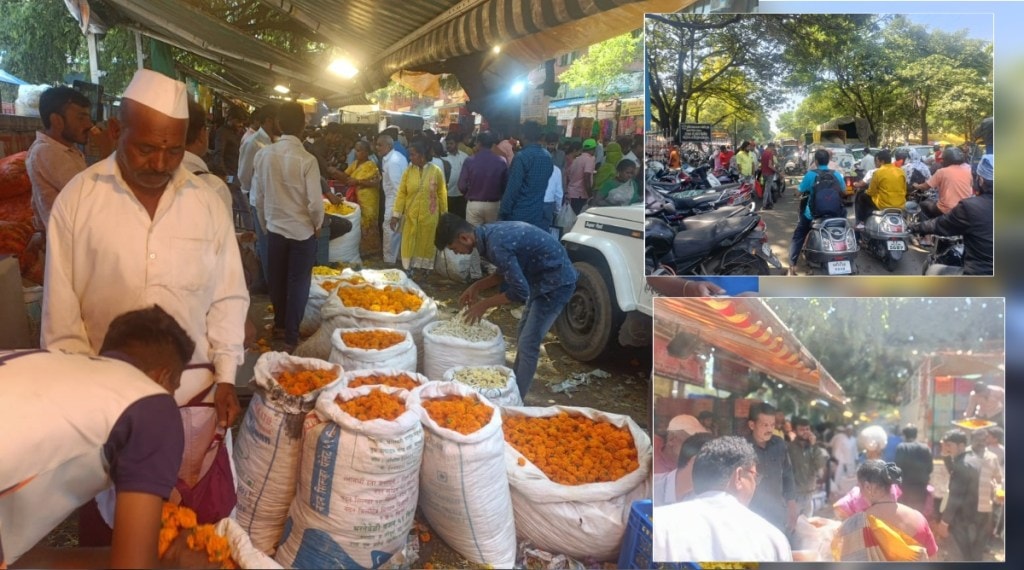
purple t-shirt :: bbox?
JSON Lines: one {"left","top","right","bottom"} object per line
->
{"left": 459, "top": 149, "right": 509, "bottom": 202}
{"left": 104, "top": 394, "right": 184, "bottom": 497}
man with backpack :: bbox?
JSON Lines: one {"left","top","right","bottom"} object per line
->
{"left": 787, "top": 149, "right": 847, "bottom": 275}
{"left": 855, "top": 149, "right": 906, "bottom": 228}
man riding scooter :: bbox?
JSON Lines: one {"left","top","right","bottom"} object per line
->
{"left": 911, "top": 155, "right": 993, "bottom": 276}
{"left": 854, "top": 150, "right": 905, "bottom": 232}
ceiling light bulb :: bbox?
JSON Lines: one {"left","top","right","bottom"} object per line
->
{"left": 328, "top": 59, "right": 359, "bottom": 79}
{"left": 274, "top": 85, "right": 290, "bottom": 94}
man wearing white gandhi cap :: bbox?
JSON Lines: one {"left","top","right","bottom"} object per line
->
{"left": 41, "top": 68, "right": 249, "bottom": 533}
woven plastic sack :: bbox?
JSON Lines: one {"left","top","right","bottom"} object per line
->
{"left": 214, "top": 517, "right": 284, "bottom": 569}
{"left": 501, "top": 405, "right": 652, "bottom": 561}
{"left": 327, "top": 205, "right": 361, "bottom": 264}
{"left": 274, "top": 384, "right": 423, "bottom": 569}
{"left": 329, "top": 327, "right": 417, "bottom": 373}
{"left": 233, "top": 352, "right": 342, "bottom": 554}
{"left": 443, "top": 365, "right": 522, "bottom": 408}
{"left": 407, "top": 381, "right": 516, "bottom": 567}
{"left": 422, "top": 319, "right": 504, "bottom": 382}
{"left": 338, "top": 368, "right": 430, "bottom": 390}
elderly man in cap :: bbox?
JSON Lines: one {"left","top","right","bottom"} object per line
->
{"left": 42, "top": 69, "right": 248, "bottom": 532}
{"left": 654, "top": 414, "right": 708, "bottom": 474}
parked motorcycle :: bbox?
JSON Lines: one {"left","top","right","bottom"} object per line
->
{"left": 921, "top": 235, "right": 965, "bottom": 275}
{"left": 802, "top": 217, "right": 859, "bottom": 275}
{"left": 858, "top": 208, "right": 910, "bottom": 272}
{"left": 646, "top": 204, "right": 782, "bottom": 276}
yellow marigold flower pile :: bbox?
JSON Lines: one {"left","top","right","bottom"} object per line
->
{"left": 422, "top": 395, "right": 494, "bottom": 435}
{"left": 348, "top": 373, "right": 420, "bottom": 390}
{"left": 337, "top": 389, "right": 406, "bottom": 421}
{"left": 158, "top": 504, "right": 236, "bottom": 568}
{"left": 341, "top": 329, "right": 407, "bottom": 350}
{"left": 276, "top": 368, "right": 338, "bottom": 396}
{"left": 325, "top": 202, "right": 356, "bottom": 216}
{"left": 337, "top": 285, "right": 423, "bottom": 314}
{"left": 503, "top": 412, "right": 639, "bottom": 485}
{"left": 312, "top": 265, "right": 341, "bottom": 276}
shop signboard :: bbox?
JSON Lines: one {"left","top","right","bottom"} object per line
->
{"left": 679, "top": 123, "right": 713, "bottom": 143}
{"left": 620, "top": 99, "right": 644, "bottom": 117}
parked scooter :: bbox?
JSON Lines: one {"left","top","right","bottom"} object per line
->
{"left": 858, "top": 208, "right": 910, "bottom": 272}
{"left": 802, "top": 217, "right": 859, "bottom": 275}
{"left": 646, "top": 204, "right": 782, "bottom": 275}
{"left": 921, "top": 235, "right": 965, "bottom": 275}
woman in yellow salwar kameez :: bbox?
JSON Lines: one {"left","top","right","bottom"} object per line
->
{"left": 389, "top": 140, "right": 447, "bottom": 275}
{"left": 336, "top": 140, "right": 381, "bottom": 256}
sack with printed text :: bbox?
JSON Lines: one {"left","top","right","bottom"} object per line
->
{"left": 233, "top": 353, "right": 342, "bottom": 554}
{"left": 407, "top": 381, "right": 516, "bottom": 567}
{"left": 274, "top": 384, "right": 423, "bottom": 569}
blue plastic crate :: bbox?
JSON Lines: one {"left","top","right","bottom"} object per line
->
{"left": 618, "top": 499, "right": 697, "bottom": 570}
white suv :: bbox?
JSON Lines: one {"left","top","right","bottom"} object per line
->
{"left": 555, "top": 204, "right": 652, "bottom": 361}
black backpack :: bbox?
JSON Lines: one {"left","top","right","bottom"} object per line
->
{"left": 809, "top": 169, "right": 846, "bottom": 218}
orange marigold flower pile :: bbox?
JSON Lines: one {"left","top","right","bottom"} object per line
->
{"left": 348, "top": 373, "right": 420, "bottom": 390}
{"left": 342, "top": 329, "right": 407, "bottom": 350}
{"left": 422, "top": 395, "right": 494, "bottom": 435}
{"left": 188, "top": 524, "right": 237, "bottom": 569}
{"left": 321, "top": 280, "right": 341, "bottom": 292}
{"left": 337, "top": 285, "right": 423, "bottom": 314}
{"left": 503, "top": 412, "right": 639, "bottom": 485}
{"left": 337, "top": 389, "right": 406, "bottom": 421}
{"left": 158, "top": 504, "right": 236, "bottom": 568}
{"left": 276, "top": 368, "right": 337, "bottom": 395}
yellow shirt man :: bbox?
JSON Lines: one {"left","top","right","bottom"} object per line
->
{"left": 735, "top": 150, "right": 755, "bottom": 177}
{"left": 867, "top": 162, "right": 906, "bottom": 210}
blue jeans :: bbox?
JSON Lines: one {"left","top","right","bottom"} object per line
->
{"left": 267, "top": 231, "right": 317, "bottom": 346}
{"left": 514, "top": 284, "right": 575, "bottom": 399}
{"left": 251, "top": 204, "right": 269, "bottom": 282}
{"left": 789, "top": 215, "right": 813, "bottom": 266}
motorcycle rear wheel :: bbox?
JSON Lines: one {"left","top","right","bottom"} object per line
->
{"left": 718, "top": 250, "right": 771, "bottom": 275}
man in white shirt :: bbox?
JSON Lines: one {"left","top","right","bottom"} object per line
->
{"left": 182, "top": 99, "right": 232, "bottom": 216}
{"left": 238, "top": 104, "right": 280, "bottom": 280}
{"left": 42, "top": 68, "right": 247, "bottom": 436}
{"left": 542, "top": 160, "right": 563, "bottom": 237}
{"left": 653, "top": 436, "right": 793, "bottom": 562}
{"left": 26, "top": 86, "right": 94, "bottom": 232}
{"left": 375, "top": 134, "right": 409, "bottom": 265}
{"left": 444, "top": 137, "right": 469, "bottom": 219}
{"left": 251, "top": 102, "right": 324, "bottom": 352}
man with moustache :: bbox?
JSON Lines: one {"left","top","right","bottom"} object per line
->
{"left": 746, "top": 403, "right": 798, "bottom": 536}
{"left": 42, "top": 69, "right": 248, "bottom": 531}
{"left": 788, "top": 417, "right": 829, "bottom": 517}
{"left": 26, "top": 86, "right": 106, "bottom": 232}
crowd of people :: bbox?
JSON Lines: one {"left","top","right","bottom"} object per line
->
{"left": 651, "top": 397, "right": 1005, "bottom": 562}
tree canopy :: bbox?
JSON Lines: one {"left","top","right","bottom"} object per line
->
{"left": 766, "top": 298, "right": 1004, "bottom": 411}
{"left": 647, "top": 13, "right": 992, "bottom": 146}
{"left": 559, "top": 32, "right": 641, "bottom": 100}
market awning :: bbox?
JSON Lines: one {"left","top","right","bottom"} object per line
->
{"left": 0, "top": 69, "right": 27, "bottom": 86}
{"left": 89, "top": 0, "right": 701, "bottom": 109}
{"left": 655, "top": 297, "right": 846, "bottom": 403}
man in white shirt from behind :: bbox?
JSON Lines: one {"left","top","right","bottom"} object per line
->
{"left": 251, "top": 102, "right": 324, "bottom": 352}
{"left": 653, "top": 436, "right": 793, "bottom": 563}
{"left": 376, "top": 134, "right": 409, "bottom": 265}
{"left": 238, "top": 104, "right": 280, "bottom": 278}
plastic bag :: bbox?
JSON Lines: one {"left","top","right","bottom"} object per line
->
{"left": 554, "top": 205, "right": 577, "bottom": 230}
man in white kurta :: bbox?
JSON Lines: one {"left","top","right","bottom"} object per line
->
{"left": 831, "top": 425, "right": 858, "bottom": 497}
{"left": 41, "top": 69, "right": 248, "bottom": 420}
{"left": 376, "top": 134, "right": 409, "bottom": 265}
{"left": 653, "top": 436, "right": 793, "bottom": 562}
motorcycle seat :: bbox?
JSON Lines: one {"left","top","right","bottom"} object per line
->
{"left": 673, "top": 216, "right": 757, "bottom": 258}
{"left": 684, "top": 206, "right": 751, "bottom": 227}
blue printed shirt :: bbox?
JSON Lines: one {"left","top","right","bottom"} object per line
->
{"left": 797, "top": 165, "right": 846, "bottom": 220}
{"left": 499, "top": 143, "right": 554, "bottom": 228}
{"left": 475, "top": 222, "right": 578, "bottom": 303}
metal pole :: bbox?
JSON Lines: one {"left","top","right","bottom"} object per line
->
{"left": 87, "top": 33, "right": 100, "bottom": 84}
{"left": 135, "top": 31, "right": 145, "bottom": 70}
